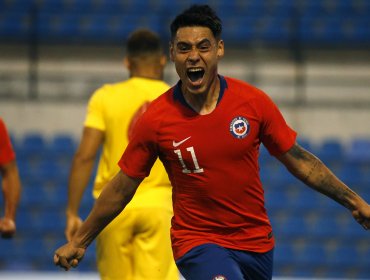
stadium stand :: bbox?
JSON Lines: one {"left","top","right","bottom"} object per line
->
{"left": 0, "top": 0, "right": 369, "bottom": 46}
{"left": 0, "top": 133, "right": 96, "bottom": 272}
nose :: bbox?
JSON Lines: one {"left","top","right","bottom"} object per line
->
{"left": 187, "top": 48, "right": 200, "bottom": 63}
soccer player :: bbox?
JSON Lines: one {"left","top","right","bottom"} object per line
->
{"left": 54, "top": 5, "right": 370, "bottom": 279}
{"left": 0, "top": 118, "right": 21, "bottom": 238}
{"left": 63, "top": 29, "right": 178, "bottom": 279}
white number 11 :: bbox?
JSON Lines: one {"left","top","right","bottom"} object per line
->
{"left": 174, "top": 146, "right": 204, "bottom": 174}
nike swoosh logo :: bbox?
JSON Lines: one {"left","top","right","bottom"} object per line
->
{"left": 173, "top": 136, "right": 191, "bottom": 147}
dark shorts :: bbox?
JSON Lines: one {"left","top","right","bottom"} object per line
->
{"left": 176, "top": 243, "right": 274, "bottom": 280}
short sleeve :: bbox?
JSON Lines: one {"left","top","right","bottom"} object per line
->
{"left": 259, "top": 94, "right": 297, "bottom": 156}
{"left": 118, "top": 110, "right": 158, "bottom": 179}
{"left": 84, "top": 87, "right": 106, "bottom": 131}
{"left": 0, "top": 119, "right": 16, "bottom": 165}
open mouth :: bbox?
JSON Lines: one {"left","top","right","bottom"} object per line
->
{"left": 187, "top": 68, "right": 205, "bottom": 84}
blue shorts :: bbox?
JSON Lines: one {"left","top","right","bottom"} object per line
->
{"left": 176, "top": 243, "right": 274, "bottom": 280}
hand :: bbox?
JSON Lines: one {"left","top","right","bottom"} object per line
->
{"left": 65, "top": 214, "right": 83, "bottom": 242}
{"left": 54, "top": 242, "right": 86, "bottom": 271}
{"left": 0, "top": 217, "right": 16, "bottom": 238}
{"left": 351, "top": 200, "right": 370, "bottom": 230}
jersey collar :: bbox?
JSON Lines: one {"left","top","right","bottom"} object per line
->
{"left": 173, "top": 75, "right": 228, "bottom": 110}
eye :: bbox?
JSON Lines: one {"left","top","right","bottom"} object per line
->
{"left": 177, "top": 43, "right": 190, "bottom": 53}
{"left": 198, "top": 42, "right": 211, "bottom": 52}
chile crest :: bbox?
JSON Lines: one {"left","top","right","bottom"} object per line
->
{"left": 229, "top": 116, "right": 250, "bottom": 139}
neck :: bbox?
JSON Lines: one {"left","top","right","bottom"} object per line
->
{"left": 183, "top": 76, "right": 220, "bottom": 115}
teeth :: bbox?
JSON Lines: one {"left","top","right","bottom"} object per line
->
{"left": 188, "top": 68, "right": 203, "bottom": 72}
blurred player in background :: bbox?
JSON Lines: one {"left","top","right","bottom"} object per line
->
{"left": 0, "top": 118, "right": 21, "bottom": 238}
{"left": 64, "top": 29, "right": 178, "bottom": 280}
{"left": 55, "top": 5, "right": 370, "bottom": 280}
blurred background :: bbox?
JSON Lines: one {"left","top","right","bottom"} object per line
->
{"left": 0, "top": 0, "right": 369, "bottom": 279}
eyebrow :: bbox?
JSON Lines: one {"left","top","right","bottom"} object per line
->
{"left": 176, "top": 38, "right": 212, "bottom": 47}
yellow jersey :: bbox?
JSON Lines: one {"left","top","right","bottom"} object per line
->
{"left": 84, "top": 77, "right": 172, "bottom": 210}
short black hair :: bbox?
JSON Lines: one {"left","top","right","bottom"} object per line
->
{"left": 126, "top": 29, "right": 163, "bottom": 57}
{"left": 170, "top": 4, "right": 222, "bottom": 41}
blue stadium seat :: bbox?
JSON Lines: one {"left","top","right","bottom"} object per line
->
{"left": 260, "top": 161, "right": 296, "bottom": 188}
{"left": 0, "top": 235, "right": 36, "bottom": 270}
{"left": 296, "top": 244, "right": 327, "bottom": 267}
{"left": 285, "top": 184, "right": 326, "bottom": 211}
{"left": 38, "top": 0, "right": 69, "bottom": 12}
{"left": 77, "top": 14, "right": 118, "bottom": 41}
{"left": 16, "top": 133, "right": 47, "bottom": 181}
{"left": 300, "top": 15, "right": 345, "bottom": 45}
{"left": 346, "top": 138, "right": 370, "bottom": 164}
{"left": 274, "top": 242, "right": 296, "bottom": 266}
{"left": 0, "top": 238, "right": 22, "bottom": 259}
{"left": 274, "top": 216, "right": 310, "bottom": 237}
{"left": 329, "top": 245, "right": 360, "bottom": 267}
{"left": 43, "top": 182, "right": 68, "bottom": 207}
{"left": 311, "top": 216, "right": 342, "bottom": 237}
{"left": 50, "top": 134, "right": 76, "bottom": 152}
{"left": 41, "top": 211, "right": 65, "bottom": 233}
{"left": 316, "top": 138, "right": 344, "bottom": 165}
{"left": 19, "top": 182, "right": 47, "bottom": 208}
{"left": 264, "top": 188, "right": 288, "bottom": 211}
{"left": 21, "top": 237, "right": 50, "bottom": 259}
{"left": 37, "top": 13, "right": 81, "bottom": 42}
{"left": 337, "top": 163, "right": 366, "bottom": 186}
{"left": 338, "top": 16, "right": 370, "bottom": 44}
{"left": 347, "top": 0, "right": 370, "bottom": 16}
{"left": 222, "top": 16, "right": 255, "bottom": 43}
{"left": 116, "top": 14, "right": 163, "bottom": 35}
{"left": 0, "top": 12, "right": 31, "bottom": 41}
{"left": 0, "top": 0, "right": 35, "bottom": 13}
{"left": 20, "top": 133, "right": 47, "bottom": 153}
{"left": 18, "top": 157, "right": 66, "bottom": 187}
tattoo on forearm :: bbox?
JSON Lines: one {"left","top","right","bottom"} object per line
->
{"left": 319, "top": 175, "right": 357, "bottom": 209}
{"left": 288, "top": 145, "right": 309, "bottom": 161}
{"left": 288, "top": 145, "right": 319, "bottom": 183}
{"left": 284, "top": 144, "right": 358, "bottom": 209}
{"left": 303, "top": 160, "right": 319, "bottom": 183}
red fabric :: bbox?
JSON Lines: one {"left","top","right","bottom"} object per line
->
{"left": 119, "top": 76, "right": 297, "bottom": 260}
{"left": 0, "top": 118, "right": 15, "bottom": 165}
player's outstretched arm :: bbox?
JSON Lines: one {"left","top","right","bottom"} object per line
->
{"left": 54, "top": 171, "right": 142, "bottom": 270}
{"left": 276, "top": 142, "right": 370, "bottom": 230}
{"left": 65, "top": 127, "right": 104, "bottom": 241}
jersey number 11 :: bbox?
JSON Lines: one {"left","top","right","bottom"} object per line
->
{"left": 174, "top": 147, "right": 204, "bottom": 174}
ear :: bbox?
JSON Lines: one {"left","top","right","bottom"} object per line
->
{"left": 217, "top": 40, "right": 225, "bottom": 59}
{"left": 124, "top": 57, "right": 130, "bottom": 70}
{"left": 160, "top": 55, "right": 167, "bottom": 67}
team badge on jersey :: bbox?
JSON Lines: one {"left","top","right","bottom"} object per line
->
{"left": 229, "top": 116, "right": 250, "bottom": 139}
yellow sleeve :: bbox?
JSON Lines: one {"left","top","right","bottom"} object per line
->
{"left": 84, "top": 86, "right": 106, "bottom": 131}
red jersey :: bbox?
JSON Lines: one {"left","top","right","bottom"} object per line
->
{"left": 119, "top": 76, "right": 297, "bottom": 260}
{"left": 0, "top": 118, "right": 15, "bottom": 165}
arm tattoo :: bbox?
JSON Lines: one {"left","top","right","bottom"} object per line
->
{"left": 302, "top": 160, "right": 319, "bottom": 183}
{"left": 287, "top": 144, "right": 358, "bottom": 209}
{"left": 288, "top": 144, "right": 311, "bottom": 161}
{"left": 288, "top": 145, "right": 319, "bottom": 183}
